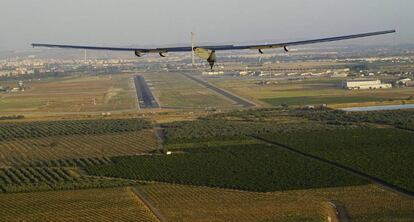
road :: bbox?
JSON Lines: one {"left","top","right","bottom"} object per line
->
{"left": 134, "top": 75, "right": 159, "bottom": 109}
{"left": 180, "top": 72, "right": 256, "bottom": 108}
{"left": 252, "top": 136, "right": 414, "bottom": 200}
{"left": 325, "top": 201, "right": 350, "bottom": 222}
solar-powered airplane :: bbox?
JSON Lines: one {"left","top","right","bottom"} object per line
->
{"left": 32, "top": 30, "right": 396, "bottom": 69}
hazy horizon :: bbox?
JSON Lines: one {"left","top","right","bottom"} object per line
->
{"left": 0, "top": 0, "right": 412, "bottom": 51}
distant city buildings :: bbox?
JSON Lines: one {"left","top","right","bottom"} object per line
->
{"left": 343, "top": 80, "right": 392, "bottom": 90}
{"left": 396, "top": 78, "right": 414, "bottom": 87}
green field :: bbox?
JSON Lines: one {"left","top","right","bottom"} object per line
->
{"left": 262, "top": 127, "right": 414, "bottom": 192}
{"left": 0, "top": 104, "right": 413, "bottom": 220}
{"left": 86, "top": 144, "right": 367, "bottom": 192}
{"left": 143, "top": 72, "right": 236, "bottom": 108}
{"left": 162, "top": 115, "right": 334, "bottom": 144}
{"left": 293, "top": 108, "right": 414, "bottom": 130}
{"left": 0, "top": 118, "right": 151, "bottom": 141}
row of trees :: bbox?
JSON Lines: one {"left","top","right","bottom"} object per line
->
{"left": 86, "top": 145, "right": 366, "bottom": 192}
{"left": 0, "top": 166, "right": 134, "bottom": 193}
{"left": 0, "top": 118, "right": 152, "bottom": 141}
{"left": 265, "top": 127, "right": 414, "bottom": 192}
{"left": 293, "top": 108, "right": 414, "bottom": 130}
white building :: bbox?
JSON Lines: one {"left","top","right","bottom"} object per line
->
{"left": 396, "top": 78, "right": 412, "bottom": 86}
{"left": 343, "top": 80, "right": 392, "bottom": 90}
{"left": 202, "top": 71, "right": 224, "bottom": 76}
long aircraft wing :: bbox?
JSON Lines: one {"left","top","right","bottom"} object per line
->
{"left": 32, "top": 30, "right": 395, "bottom": 53}
{"left": 32, "top": 29, "right": 396, "bottom": 69}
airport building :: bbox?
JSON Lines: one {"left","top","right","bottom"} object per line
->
{"left": 343, "top": 80, "right": 392, "bottom": 90}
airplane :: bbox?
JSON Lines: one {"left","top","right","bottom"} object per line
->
{"left": 32, "top": 29, "right": 396, "bottom": 69}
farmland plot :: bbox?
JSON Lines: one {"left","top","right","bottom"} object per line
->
{"left": 0, "top": 118, "right": 151, "bottom": 142}
{"left": 263, "top": 128, "right": 414, "bottom": 192}
{"left": 86, "top": 144, "right": 367, "bottom": 192}
{"left": 0, "top": 166, "right": 134, "bottom": 193}
{"left": 0, "top": 130, "right": 158, "bottom": 165}
{"left": 0, "top": 187, "right": 159, "bottom": 221}
{"left": 140, "top": 183, "right": 414, "bottom": 222}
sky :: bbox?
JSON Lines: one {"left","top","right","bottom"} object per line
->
{"left": 0, "top": 0, "right": 412, "bottom": 51}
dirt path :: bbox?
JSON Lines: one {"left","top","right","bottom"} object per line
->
{"left": 334, "top": 202, "right": 350, "bottom": 222}
{"left": 131, "top": 186, "right": 168, "bottom": 222}
{"left": 324, "top": 201, "right": 350, "bottom": 222}
{"left": 154, "top": 124, "right": 166, "bottom": 153}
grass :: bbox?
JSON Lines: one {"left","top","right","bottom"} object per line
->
{"left": 143, "top": 72, "right": 236, "bottom": 108}
{"left": 0, "top": 187, "right": 159, "bottom": 221}
{"left": 86, "top": 144, "right": 367, "bottom": 192}
{"left": 140, "top": 183, "right": 414, "bottom": 222}
{"left": 0, "top": 74, "right": 136, "bottom": 114}
{"left": 208, "top": 77, "right": 414, "bottom": 107}
{"left": 262, "top": 96, "right": 384, "bottom": 106}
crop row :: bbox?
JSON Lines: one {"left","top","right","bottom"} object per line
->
{"left": 86, "top": 144, "right": 367, "bottom": 192}
{"left": 0, "top": 118, "right": 152, "bottom": 141}
{"left": 26, "top": 157, "right": 113, "bottom": 168}
{"left": 139, "top": 183, "right": 414, "bottom": 222}
{"left": 262, "top": 127, "right": 414, "bottom": 192}
{"left": 0, "top": 167, "right": 76, "bottom": 186}
{"left": 292, "top": 108, "right": 414, "bottom": 129}
{"left": 0, "top": 167, "right": 134, "bottom": 193}
{"left": 0, "top": 188, "right": 159, "bottom": 222}
{"left": 162, "top": 118, "right": 340, "bottom": 144}
{"left": 0, "top": 130, "right": 158, "bottom": 165}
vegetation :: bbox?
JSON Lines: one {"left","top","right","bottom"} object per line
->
{"left": 0, "top": 118, "right": 151, "bottom": 141}
{"left": 162, "top": 117, "right": 336, "bottom": 144}
{"left": 0, "top": 187, "right": 159, "bottom": 221}
{"left": 0, "top": 115, "right": 24, "bottom": 120}
{"left": 262, "top": 96, "right": 384, "bottom": 106}
{"left": 86, "top": 144, "right": 367, "bottom": 192}
{"left": 0, "top": 131, "right": 158, "bottom": 165}
{"left": 262, "top": 128, "right": 414, "bottom": 192}
{"left": 140, "top": 183, "right": 414, "bottom": 222}
{"left": 0, "top": 166, "right": 134, "bottom": 193}
{"left": 292, "top": 108, "right": 414, "bottom": 130}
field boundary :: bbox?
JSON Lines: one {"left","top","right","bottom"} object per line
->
{"left": 252, "top": 136, "right": 414, "bottom": 199}
{"left": 131, "top": 186, "right": 167, "bottom": 222}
